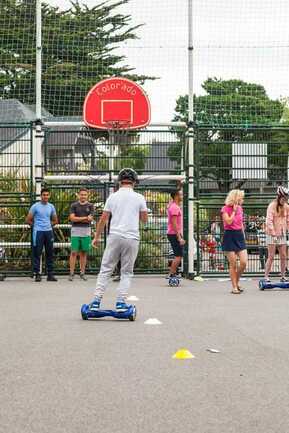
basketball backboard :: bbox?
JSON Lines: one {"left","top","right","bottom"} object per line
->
{"left": 83, "top": 77, "right": 151, "bottom": 129}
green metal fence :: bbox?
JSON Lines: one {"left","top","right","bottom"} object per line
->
{"left": 2, "top": 123, "right": 289, "bottom": 278}
{"left": 0, "top": 124, "right": 33, "bottom": 278}
{"left": 195, "top": 126, "right": 289, "bottom": 198}
{"left": 47, "top": 184, "right": 182, "bottom": 275}
{"left": 193, "top": 126, "right": 289, "bottom": 276}
{"left": 0, "top": 125, "right": 187, "bottom": 277}
{"left": 44, "top": 128, "right": 184, "bottom": 175}
{"left": 196, "top": 202, "right": 286, "bottom": 277}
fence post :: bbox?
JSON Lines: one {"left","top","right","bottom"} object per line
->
{"left": 36, "top": 0, "right": 42, "bottom": 120}
{"left": 187, "top": 0, "right": 195, "bottom": 278}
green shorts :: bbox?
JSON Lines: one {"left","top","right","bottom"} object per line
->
{"left": 71, "top": 236, "right": 91, "bottom": 252}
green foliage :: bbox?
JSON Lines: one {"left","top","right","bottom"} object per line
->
{"left": 117, "top": 145, "right": 150, "bottom": 172}
{"left": 135, "top": 241, "right": 166, "bottom": 271}
{"left": 0, "top": 0, "right": 155, "bottom": 116}
{"left": 174, "top": 78, "right": 283, "bottom": 127}
{"left": 172, "top": 78, "right": 286, "bottom": 193}
{"left": 143, "top": 190, "right": 170, "bottom": 216}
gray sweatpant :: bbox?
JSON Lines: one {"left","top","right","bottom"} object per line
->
{"left": 94, "top": 234, "right": 139, "bottom": 301}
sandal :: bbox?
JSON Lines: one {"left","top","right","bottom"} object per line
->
{"left": 231, "top": 289, "right": 241, "bottom": 294}
{"left": 238, "top": 286, "right": 244, "bottom": 292}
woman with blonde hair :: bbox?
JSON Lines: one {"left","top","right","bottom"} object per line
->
{"left": 221, "top": 189, "right": 247, "bottom": 294}
{"left": 264, "top": 186, "right": 289, "bottom": 282}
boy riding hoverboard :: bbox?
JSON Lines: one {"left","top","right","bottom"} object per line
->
{"left": 84, "top": 168, "right": 148, "bottom": 317}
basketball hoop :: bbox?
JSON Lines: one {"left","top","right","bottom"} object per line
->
{"left": 83, "top": 77, "right": 151, "bottom": 130}
{"left": 82, "top": 78, "right": 151, "bottom": 178}
{"left": 104, "top": 119, "right": 132, "bottom": 142}
{"left": 104, "top": 120, "right": 132, "bottom": 130}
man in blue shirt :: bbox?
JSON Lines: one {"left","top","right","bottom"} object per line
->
{"left": 26, "top": 188, "right": 58, "bottom": 282}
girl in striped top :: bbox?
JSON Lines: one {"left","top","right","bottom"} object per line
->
{"left": 265, "top": 186, "right": 289, "bottom": 282}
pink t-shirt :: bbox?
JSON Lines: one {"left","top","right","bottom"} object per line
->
{"left": 167, "top": 202, "right": 183, "bottom": 235}
{"left": 221, "top": 205, "right": 243, "bottom": 230}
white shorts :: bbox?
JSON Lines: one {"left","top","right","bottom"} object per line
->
{"left": 266, "top": 235, "right": 287, "bottom": 246}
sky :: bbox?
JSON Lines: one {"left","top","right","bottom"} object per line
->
{"left": 47, "top": 0, "right": 289, "bottom": 123}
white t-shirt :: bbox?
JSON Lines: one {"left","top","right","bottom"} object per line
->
{"left": 104, "top": 187, "right": 147, "bottom": 240}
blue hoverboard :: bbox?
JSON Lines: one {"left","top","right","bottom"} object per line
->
{"left": 259, "top": 279, "right": 289, "bottom": 290}
{"left": 169, "top": 276, "right": 180, "bottom": 287}
{"left": 81, "top": 304, "right": 137, "bottom": 321}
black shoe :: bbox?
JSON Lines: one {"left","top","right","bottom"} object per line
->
{"left": 68, "top": 273, "right": 74, "bottom": 281}
{"left": 47, "top": 274, "right": 58, "bottom": 282}
{"left": 79, "top": 272, "right": 88, "bottom": 281}
{"left": 35, "top": 273, "right": 42, "bottom": 282}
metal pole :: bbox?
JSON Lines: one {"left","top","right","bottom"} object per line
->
{"left": 35, "top": 1, "right": 43, "bottom": 199}
{"left": 188, "top": 0, "right": 195, "bottom": 278}
{"left": 36, "top": 0, "right": 42, "bottom": 120}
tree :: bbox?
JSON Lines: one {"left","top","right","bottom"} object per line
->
{"left": 171, "top": 78, "right": 284, "bottom": 193}
{"left": 0, "top": 0, "right": 154, "bottom": 116}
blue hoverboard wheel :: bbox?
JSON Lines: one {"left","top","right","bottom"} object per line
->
{"left": 169, "top": 276, "right": 180, "bottom": 287}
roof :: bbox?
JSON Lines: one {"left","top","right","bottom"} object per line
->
{"left": 0, "top": 99, "right": 53, "bottom": 123}
{"left": 0, "top": 99, "right": 53, "bottom": 152}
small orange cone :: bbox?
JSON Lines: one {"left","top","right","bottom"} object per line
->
{"left": 172, "top": 349, "right": 195, "bottom": 360}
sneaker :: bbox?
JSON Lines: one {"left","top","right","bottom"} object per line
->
{"left": 280, "top": 276, "right": 288, "bottom": 282}
{"left": 115, "top": 301, "right": 131, "bottom": 312}
{"left": 47, "top": 274, "right": 58, "bottom": 282}
{"left": 80, "top": 273, "right": 88, "bottom": 281}
{"left": 112, "top": 275, "right": 120, "bottom": 282}
{"left": 89, "top": 298, "right": 101, "bottom": 311}
{"left": 265, "top": 278, "right": 271, "bottom": 283}
{"left": 35, "top": 273, "right": 42, "bottom": 282}
{"left": 68, "top": 273, "right": 74, "bottom": 281}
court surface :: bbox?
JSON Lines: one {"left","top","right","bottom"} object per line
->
{"left": 1, "top": 276, "right": 289, "bottom": 433}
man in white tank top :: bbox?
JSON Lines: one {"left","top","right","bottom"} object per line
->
{"left": 89, "top": 168, "right": 148, "bottom": 312}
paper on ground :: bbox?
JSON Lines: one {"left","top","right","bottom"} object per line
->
{"left": 127, "top": 296, "right": 139, "bottom": 301}
{"left": 144, "top": 318, "right": 162, "bottom": 325}
{"left": 206, "top": 348, "right": 221, "bottom": 353}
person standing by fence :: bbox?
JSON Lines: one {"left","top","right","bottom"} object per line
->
{"left": 221, "top": 190, "right": 247, "bottom": 294}
{"left": 69, "top": 188, "right": 94, "bottom": 281}
{"left": 167, "top": 190, "right": 185, "bottom": 278}
{"left": 26, "top": 188, "right": 58, "bottom": 282}
{"left": 264, "top": 186, "right": 289, "bottom": 282}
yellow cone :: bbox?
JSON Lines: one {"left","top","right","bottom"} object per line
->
{"left": 172, "top": 349, "right": 195, "bottom": 360}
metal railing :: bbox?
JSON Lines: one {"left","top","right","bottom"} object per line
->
{"left": 44, "top": 128, "right": 186, "bottom": 176}
{"left": 2, "top": 123, "right": 289, "bottom": 277}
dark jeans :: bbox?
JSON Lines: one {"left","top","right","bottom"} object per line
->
{"left": 33, "top": 230, "right": 54, "bottom": 274}
{"left": 259, "top": 246, "right": 268, "bottom": 270}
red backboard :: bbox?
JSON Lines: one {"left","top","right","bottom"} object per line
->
{"left": 83, "top": 77, "right": 151, "bottom": 129}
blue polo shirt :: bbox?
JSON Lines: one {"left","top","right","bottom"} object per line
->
{"left": 30, "top": 202, "right": 56, "bottom": 232}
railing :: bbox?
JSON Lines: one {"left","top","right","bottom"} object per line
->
{"left": 44, "top": 128, "right": 186, "bottom": 176}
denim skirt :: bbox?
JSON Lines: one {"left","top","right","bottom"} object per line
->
{"left": 222, "top": 230, "right": 246, "bottom": 252}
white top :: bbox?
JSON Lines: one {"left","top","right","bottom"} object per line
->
{"left": 104, "top": 187, "right": 147, "bottom": 240}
